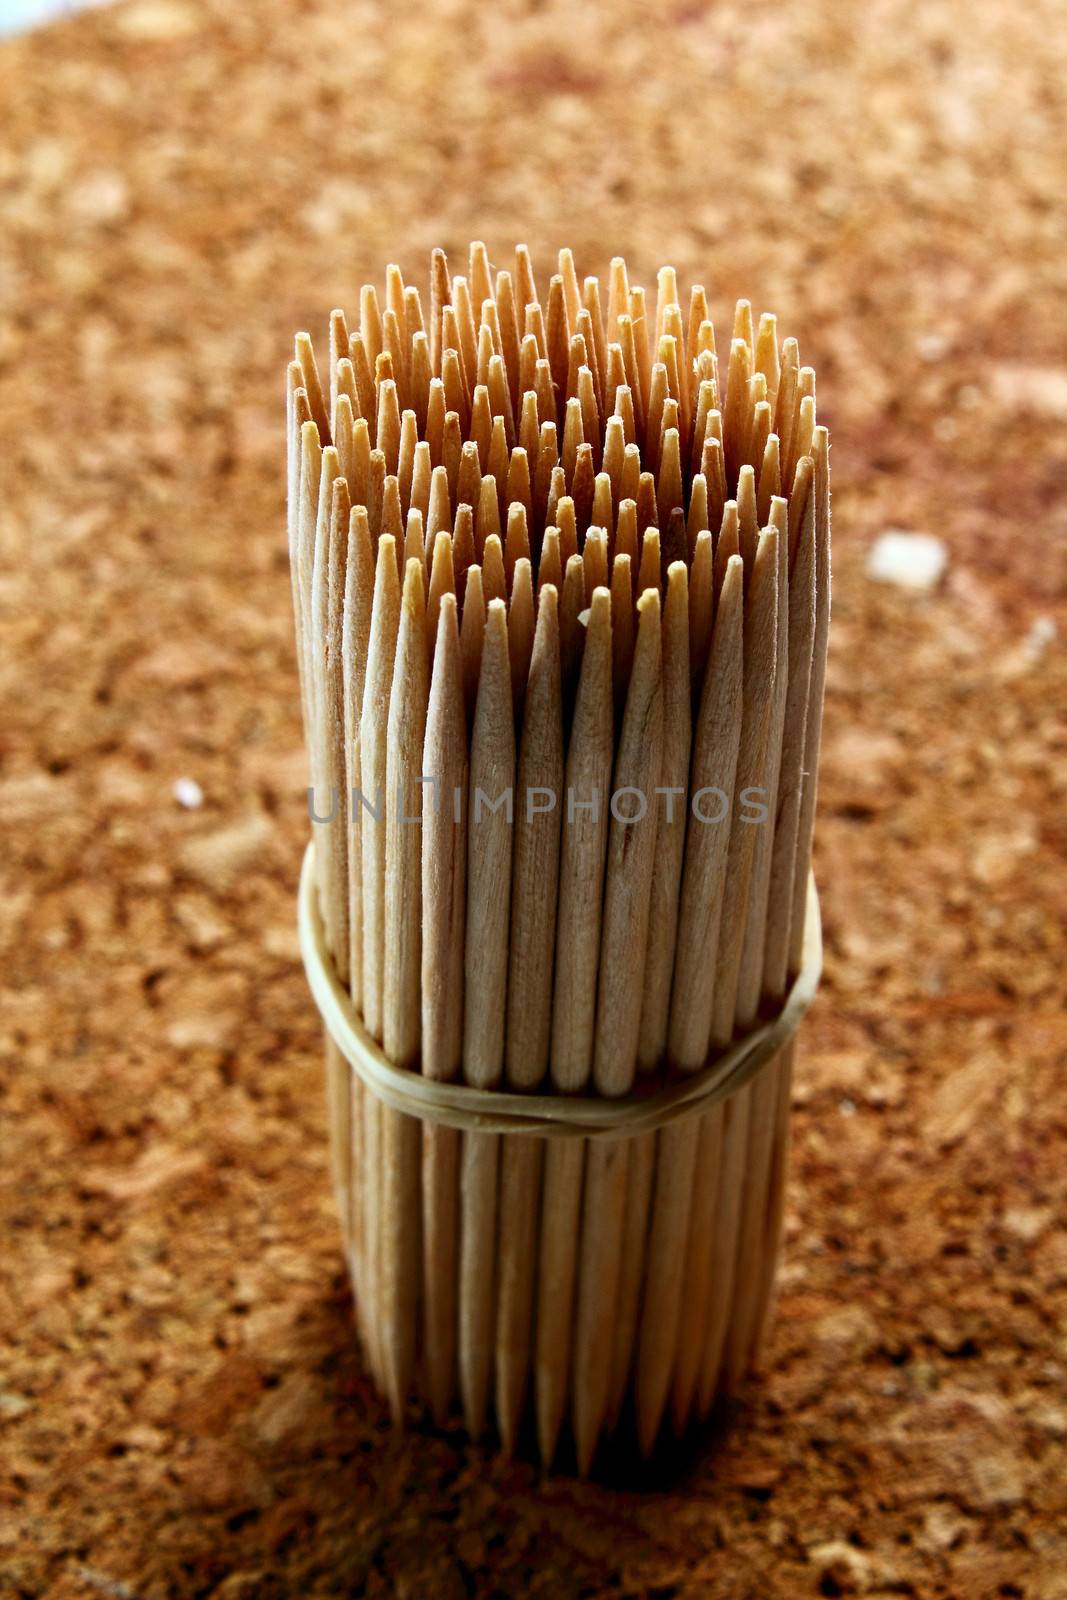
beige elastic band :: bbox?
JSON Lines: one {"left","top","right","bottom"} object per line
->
{"left": 298, "top": 841, "right": 822, "bottom": 1139}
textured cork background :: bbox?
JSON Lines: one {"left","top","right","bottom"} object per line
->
{"left": 2, "top": 0, "right": 1066, "bottom": 1595}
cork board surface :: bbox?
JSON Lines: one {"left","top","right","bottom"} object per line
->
{"left": 2, "top": 0, "right": 1066, "bottom": 1594}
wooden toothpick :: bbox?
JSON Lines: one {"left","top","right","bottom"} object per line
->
{"left": 288, "top": 254, "right": 830, "bottom": 1465}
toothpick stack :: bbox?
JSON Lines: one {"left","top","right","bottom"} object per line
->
{"left": 287, "top": 243, "right": 830, "bottom": 1471}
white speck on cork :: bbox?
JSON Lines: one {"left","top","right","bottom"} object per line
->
{"left": 866, "top": 530, "right": 947, "bottom": 591}
{"left": 173, "top": 777, "right": 204, "bottom": 810}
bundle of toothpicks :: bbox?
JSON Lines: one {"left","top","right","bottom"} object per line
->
{"left": 287, "top": 241, "right": 830, "bottom": 1472}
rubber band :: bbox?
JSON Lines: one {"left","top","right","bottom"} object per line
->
{"left": 298, "top": 841, "right": 821, "bottom": 1140}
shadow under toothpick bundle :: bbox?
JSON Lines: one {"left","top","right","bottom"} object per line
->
{"left": 287, "top": 242, "right": 830, "bottom": 1472}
